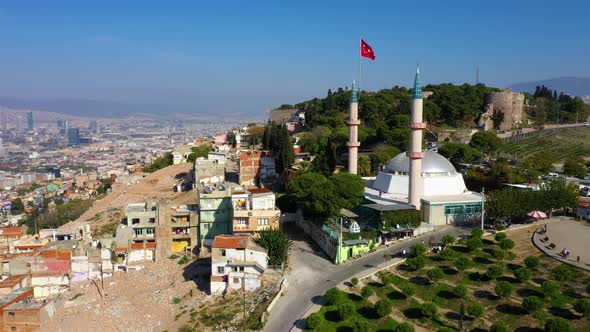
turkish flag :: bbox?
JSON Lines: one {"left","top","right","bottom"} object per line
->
{"left": 360, "top": 39, "right": 375, "bottom": 60}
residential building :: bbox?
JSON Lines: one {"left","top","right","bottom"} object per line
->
{"left": 172, "top": 145, "right": 193, "bottom": 165}
{"left": 116, "top": 202, "right": 158, "bottom": 247}
{"left": 210, "top": 234, "right": 268, "bottom": 294}
{"left": 194, "top": 159, "right": 225, "bottom": 185}
{"left": 2, "top": 298, "right": 56, "bottom": 331}
{"left": 231, "top": 188, "right": 280, "bottom": 235}
{"left": 198, "top": 183, "right": 236, "bottom": 247}
{"left": 238, "top": 150, "right": 275, "bottom": 186}
{"left": 156, "top": 203, "right": 198, "bottom": 257}
{"left": 67, "top": 128, "right": 80, "bottom": 147}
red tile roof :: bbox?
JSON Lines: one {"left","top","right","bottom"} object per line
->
{"left": 248, "top": 188, "right": 271, "bottom": 194}
{"left": 0, "top": 227, "right": 26, "bottom": 238}
{"left": 211, "top": 235, "right": 250, "bottom": 249}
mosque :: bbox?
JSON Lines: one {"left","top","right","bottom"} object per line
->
{"left": 348, "top": 68, "right": 483, "bottom": 226}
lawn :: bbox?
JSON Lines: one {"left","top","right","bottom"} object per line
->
{"left": 496, "top": 127, "right": 590, "bottom": 160}
{"left": 306, "top": 226, "right": 590, "bottom": 331}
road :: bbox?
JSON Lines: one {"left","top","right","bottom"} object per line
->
{"left": 263, "top": 224, "right": 470, "bottom": 332}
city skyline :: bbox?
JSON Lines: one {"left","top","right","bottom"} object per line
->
{"left": 0, "top": 1, "right": 589, "bottom": 116}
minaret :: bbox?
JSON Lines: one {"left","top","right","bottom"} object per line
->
{"left": 347, "top": 81, "right": 360, "bottom": 174}
{"left": 408, "top": 67, "right": 425, "bottom": 209}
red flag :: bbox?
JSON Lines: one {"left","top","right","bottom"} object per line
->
{"left": 360, "top": 39, "right": 375, "bottom": 60}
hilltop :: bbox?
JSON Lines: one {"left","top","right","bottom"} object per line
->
{"left": 510, "top": 77, "right": 590, "bottom": 97}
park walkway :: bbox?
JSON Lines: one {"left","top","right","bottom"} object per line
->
{"left": 532, "top": 217, "right": 590, "bottom": 271}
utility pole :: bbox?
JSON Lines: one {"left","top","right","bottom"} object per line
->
{"left": 481, "top": 188, "right": 485, "bottom": 231}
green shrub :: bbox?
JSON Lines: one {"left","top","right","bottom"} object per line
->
{"left": 437, "top": 328, "right": 454, "bottom": 332}
{"left": 495, "top": 281, "right": 513, "bottom": 299}
{"left": 465, "top": 237, "right": 483, "bottom": 251}
{"left": 552, "top": 264, "right": 576, "bottom": 282}
{"left": 426, "top": 268, "right": 444, "bottom": 283}
{"left": 441, "top": 235, "right": 456, "bottom": 245}
{"left": 514, "top": 267, "right": 532, "bottom": 282}
{"left": 574, "top": 298, "right": 590, "bottom": 318}
{"left": 406, "top": 256, "right": 427, "bottom": 271}
{"left": 453, "top": 284, "right": 468, "bottom": 299}
{"left": 542, "top": 280, "right": 560, "bottom": 298}
{"left": 491, "top": 248, "right": 506, "bottom": 261}
{"left": 381, "top": 274, "right": 395, "bottom": 285}
{"left": 466, "top": 303, "right": 484, "bottom": 318}
{"left": 489, "top": 321, "right": 510, "bottom": 332}
{"left": 375, "top": 299, "right": 393, "bottom": 318}
{"left": 337, "top": 303, "right": 355, "bottom": 320}
{"left": 544, "top": 317, "right": 574, "bottom": 332}
{"left": 486, "top": 264, "right": 504, "bottom": 280}
{"left": 394, "top": 322, "right": 415, "bottom": 332}
{"left": 524, "top": 256, "right": 540, "bottom": 269}
{"left": 438, "top": 248, "right": 457, "bottom": 260}
{"left": 400, "top": 284, "right": 415, "bottom": 297}
{"left": 522, "top": 296, "right": 544, "bottom": 313}
{"left": 411, "top": 242, "right": 427, "bottom": 256}
{"left": 494, "top": 232, "right": 507, "bottom": 242}
{"left": 351, "top": 277, "right": 359, "bottom": 286}
{"left": 306, "top": 312, "right": 323, "bottom": 329}
{"left": 178, "top": 255, "right": 191, "bottom": 265}
{"left": 420, "top": 302, "right": 438, "bottom": 319}
{"left": 495, "top": 225, "right": 506, "bottom": 231}
{"left": 499, "top": 239, "right": 515, "bottom": 250}
{"left": 471, "top": 228, "right": 484, "bottom": 238}
{"left": 325, "top": 287, "right": 343, "bottom": 304}
{"left": 352, "top": 320, "right": 370, "bottom": 332}
{"left": 454, "top": 256, "right": 471, "bottom": 272}
{"left": 361, "top": 286, "right": 374, "bottom": 298}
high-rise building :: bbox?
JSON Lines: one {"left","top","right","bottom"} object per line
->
{"left": 67, "top": 128, "right": 80, "bottom": 147}
{"left": 57, "top": 120, "right": 64, "bottom": 128}
{"left": 89, "top": 121, "right": 98, "bottom": 133}
{"left": 27, "top": 111, "right": 33, "bottom": 131}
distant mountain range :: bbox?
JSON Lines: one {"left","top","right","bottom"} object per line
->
{"left": 510, "top": 77, "right": 590, "bottom": 97}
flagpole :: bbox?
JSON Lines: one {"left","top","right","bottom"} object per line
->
{"left": 358, "top": 36, "right": 362, "bottom": 95}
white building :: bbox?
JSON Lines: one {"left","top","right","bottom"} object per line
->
{"left": 210, "top": 234, "right": 268, "bottom": 294}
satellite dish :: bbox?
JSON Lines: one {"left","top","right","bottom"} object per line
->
{"left": 349, "top": 221, "right": 361, "bottom": 234}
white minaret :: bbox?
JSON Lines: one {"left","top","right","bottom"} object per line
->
{"left": 347, "top": 81, "right": 360, "bottom": 174}
{"left": 408, "top": 67, "right": 425, "bottom": 209}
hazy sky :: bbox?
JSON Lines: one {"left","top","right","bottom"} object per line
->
{"left": 0, "top": 0, "right": 588, "bottom": 116}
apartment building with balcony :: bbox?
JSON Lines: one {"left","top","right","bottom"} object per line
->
{"left": 156, "top": 203, "right": 198, "bottom": 256}
{"left": 231, "top": 188, "right": 280, "bottom": 236}
{"left": 198, "top": 183, "right": 238, "bottom": 247}
{"left": 210, "top": 234, "right": 268, "bottom": 294}
{"left": 116, "top": 202, "right": 158, "bottom": 247}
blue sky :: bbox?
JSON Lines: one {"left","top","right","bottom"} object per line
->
{"left": 0, "top": 0, "right": 588, "bottom": 116}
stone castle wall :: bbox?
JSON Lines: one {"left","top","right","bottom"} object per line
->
{"left": 479, "top": 88, "right": 524, "bottom": 131}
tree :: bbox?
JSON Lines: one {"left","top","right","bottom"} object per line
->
{"left": 394, "top": 322, "right": 415, "bottom": 332}
{"left": 494, "top": 232, "right": 507, "bottom": 242}
{"left": 439, "top": 248, "right": 458, "bottom": 260}
{"left": 187, "top": 145, "right": 211, "bottom": 163}
{"left": 287, "top": 172, "right": 338, "bottom": 219}
{"left": 329, "top": 173, "right": 365, "bottom": 209}
{"left": 10, "top": 198, "right": 25, "bottom": 215}
{"left": 324, "top": 288, "right": 343, "bottom": 304}
{"left": 401, "top": 284, "right": 416, "bottom": 297}
{"left": 563, "top": 155, "right": 587, "bottom": 178}
{"left": 489, "top": 322, "right": 510, "bottom": 332}
{"left": 465, "top": 237, "right": 483, "bottom": 251}
{"left": 426, "top": 268, "right": 444, "bottom": 283}
{"left": 411, "top": 242, "right": 427, "bottom": 257}
{"left": 544, "top": 318, "right": 574, "bottom": 332}
{"left": 552, "top": 264, "right": 577, "bottom": 282}
{"left": 542, "top": 280, "right": 561, "bottom": 298}
{"left": 454, "top": 257, "right": 471, "bottom": 273}
{"left": 272, "top": 124, "right": 295, "bottom": 177}
{"left": 375, "top": 299, "right": 393, "bottom": 318}
{"left": 471, "top": 228, "right": 484, "bottom": 239}
{"left": 522, "top": 296, "right": 543, "bottom": 314}
{"left": 352, "top": 320, "right": 370, "bottom": 332}
{"left": 495, "top": 281, "right": 513, "bottom": 299}
{"left": 466, "top": 303, "right": 484, "bottom": 318}
{"left": 441, "top": 235, "right": 456, "bottom": 246}
{"left": 438, "top": 142, "right": 483, "bottom": 164}
{"left": 361, "top": 286, "right": 374, "bottom": 298}
{"left": 574, "top": 298, "right": 590, "bottom": 318}
{"left": 514, "top": 267, "right": 532, "bottom": 282}
{"left": 337, "top": 303, "right": 355, "bottom": 320}
{"left": 491, "top": 110, "right": 505, "bottom": 130}
{"left": 351, "top": 277, "right": 359, "bottom": 286}
{"left": 306, "top": 312, "right": 323, "bottom": 329}
{"left": 421, "top": 302, "right": 438, "bottom": 319}
{"left": 143, "top": 152, "right": 173, "bottom": 172}
{"left": 491, "top": 248, "right": 506, "bottom": 261}
{"left": 469, "top": 131, "right": 502, "bottom": 160}
{"left": 226, "top": 131, "right": 237, "bottom": 147}
{"left": 256, "top": 228, "right": 291, "bottom": 265}
{"left": 406, "top": 256, "right": 426, "bottom": 271}
{"left": 524, "top": 256, "right": 540, "bottom": 270}
{"left": 371, "top": 144, "right": 400, "bottom": 170}
{"left": 358, "top": 155, "right": 371, "bottom": 176}
{"left": 486, "top": 265, "right": 504, "bottom": 280}
{"left": 499, "top": 239, "right": 515, "bottom": 250}
{"left": 453, "top": 284, "right": 468, "bottom": 299}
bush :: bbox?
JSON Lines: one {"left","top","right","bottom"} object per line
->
{"left": 522, "top": 296, "right": 544, "bottom": 313}
{"left": 489, "top": 321, "right": 510, "bottom": 332}
{"left": 499, "top": 238, "right": 515, "bottom": 250}
{"left": 406, "top": 256, "right": 427, "bottom": 271}
{"left": 351, "top": 277, "right": 359, "bottom": 286}
{"left": 352, "top": 320, "right": 370, "bottom": 332}
{"left": 441, "top": 235, "right": 456, "bottom": 245}
{"left": 524, "top": 256, "right": 540, "bottom": 269}
{"left": 495, "top": 225, "right": 506, "bottom": 231}
{"left": 381, "top": 274, "right": 395, "bottom": 285}
{"left": 486, "top": 264, "right": 504, "bottom": 280}
{"left": 454, "top": 256, "right": 471, "bottom": 272}
{"left": 491, "top": 248, "right": 506, "bottom": 261}
{"left": 471, "top": 228, "right": 484, "bottom": 238}
{"left": 542, "top": 280, "right": 560, "bottom": 298}
{"left": 306, "top": 312, "right": 323, "bottom": 329}
{"left": 466, "top": 303, "right": 484, "bottom": 318}
{"left": 337, "top": 303, "right": 355, "bottom": 320}
{"left": 514, "top": 267, "right": 532, "bottom": 282}
{"left": 325, "top": 287, "right": 343, "bottom": 304}
{"left": 411, "top": 243, "right": 427, "bottom": 256}
{"left": 495, "top": 281, "right": 513, "bottom": 299}
{"left": 544, "top": 318, "right": 574, "bottom": 332}
{"left": 437, "top": 328, "right": 454, "bottom": 332}
{"left": 400, "top": 284, "right": 416, "bottom": 297}
{"left": 552, "top": 264, "right": 576, "bottom": 282}
{"left": 465, "top": 237, "right": 483, "bottom": 251}
{"left": 494, "top": 232, "right": 507, "bottom": 242}
{"left": 375, "top": 299, "right": 393, "bottom": 318}
{"left": 426, "top": 268, "right": 444, "bottom": 283}
{"left": 574, "top": 298, "right": 590, "bottom": 318}
{"left": 453, "top": 284, "right": 468, "bottom": 299}
{"left": 394, "top": 322, "right": 415, "bottom": 332}
{"left": 361, "top": 286, "right": 374, "bottom": 298}
{"left": 421, "top": 302, "right": 438, "bottom": 319}
{"left": 438, "top": 248, "right": 457, "bottom": 260}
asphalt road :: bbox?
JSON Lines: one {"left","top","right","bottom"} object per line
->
{"left": 263, "top": 223, "right": 470, "bottom": 332}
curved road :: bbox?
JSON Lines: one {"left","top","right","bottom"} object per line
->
{"left": 263, "top": 224, "right": 470, "bottom": 332}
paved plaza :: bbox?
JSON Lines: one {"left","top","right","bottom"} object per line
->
{"left": 532, "top": 218, "right": 590, "bottom": 271}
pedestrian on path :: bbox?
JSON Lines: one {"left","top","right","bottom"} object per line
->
{"left": 577, "top": 256, "right": 581, "bottom": 263}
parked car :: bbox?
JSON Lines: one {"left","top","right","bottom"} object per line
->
{"left": 581, "top": 187, "right": 590, "bottom": 197}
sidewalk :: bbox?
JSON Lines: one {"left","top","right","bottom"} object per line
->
{"left": 531, "top": 218, "right": 590, "bottom": 272}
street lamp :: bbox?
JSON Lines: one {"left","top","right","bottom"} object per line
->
{"left": 481, "top": 188, "right": 485, "bottom": 231}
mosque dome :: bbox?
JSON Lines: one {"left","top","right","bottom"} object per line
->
{"left": 383, "top": 151, "right": 457, "bottom": 175}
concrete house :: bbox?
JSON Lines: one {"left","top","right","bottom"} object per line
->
{"left": 231, "top": 188, "right": 280, "bottom": 235}
{"left": 198, "top": 184, "right": 236, "bottom": 248}
{"left": 116, "top": 202, "right": 158, "bottom": 247}
{"left": 210, "top": 234, "right": 268, "bottom": 294}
